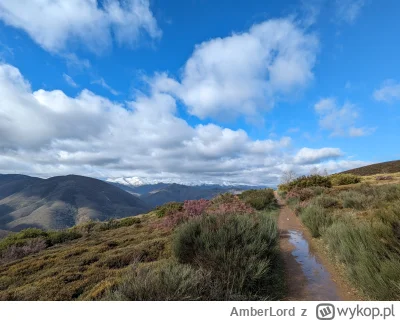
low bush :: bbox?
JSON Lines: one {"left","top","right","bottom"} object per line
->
{"left": 162, "top": 199, "right": 210, "bottom": 229}
{"left": 46, "top": 230, "right": 82, "bottom": 246}
{"left": 0, "top": 238, "right": 47, "bottom": 264}
{"left": 279, "top": 175, "right": 331, "bottom": 192}
{"left": 286, "top": 187, "right": 315, "bottom": 202}
{"left": 313, "top": 195, "right": 341, "bottom": 209}
{"left": 376, "top": 175, "right": 393, "bottom": 181}
{"left": 207, "top": 194, "right": 254, "bottom": 215}
{"left": 339, "top": 190, "right": 369, "bottom": 210}
{"left": 173, "top": 213, "right": 283, "bottom": 300}
{"left": 99, "top": 217, "right": 141, "bottom": 231}
{"left": 300, "top": 205, "right": 333, "bottom": 237}
{"left": 238, "top": 189, "right": 278, "bottom": 211}
{"left": 155, "top": 202, "right": 184, "bottom": 218}
{"left": 183, "top": 199, "right": 210, "bottom": 217}
{"left": 0, "top": 228, "right": 82, "bottom": 262}
{"left": 0, "top": 228, "right": 47, "bottom": 252}
{"left": 107, "top": 262, "right": 210, "bottom": 300}
{"left": 331, "top": 174, "right": 361, "bottom": 186}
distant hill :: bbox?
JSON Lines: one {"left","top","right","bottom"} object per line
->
{"left": 139, "top": 183, "right": 246, "bottom": 208}
{"left": 0, "top": 174, "right": 149, "bottom": 232}
{"left": 341, "top": 160, "right": 400, "bottom": 176}
{"left": 110, "top": 181, "right": 265, "bottom": 209}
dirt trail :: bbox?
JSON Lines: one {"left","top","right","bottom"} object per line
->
{"left": 276, "top": 193, "right": 358, "bottom": 301}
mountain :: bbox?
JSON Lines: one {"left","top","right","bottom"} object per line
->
{"left": 0, "top": 174, "right": 149, "bottom": 232}
{"left": 139, "top": 183, "right": 247, "bottom": 208}
{"left": 110, "top": 182, "right": 171, "bottom": 196}
{"left": 107, "top": 178, "right": 265, "bottom": 208}
{"left": 341, "top": 160, "right": 400, "bottom": 176}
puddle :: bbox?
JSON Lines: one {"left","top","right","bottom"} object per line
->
{"left": 288, "top": 229, "right": 341, "bottom": 300}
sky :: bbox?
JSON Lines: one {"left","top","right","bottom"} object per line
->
{"left": 0, "top": 0, "right": 399, "bottom": 186}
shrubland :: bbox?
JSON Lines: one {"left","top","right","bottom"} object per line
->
{"left": 283, "top": 180, "right": 400, "bottom": 300}
{"left": 0, "top": 188, "right": 283, "bottom": 300}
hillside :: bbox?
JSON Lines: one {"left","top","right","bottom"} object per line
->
{"left": 0, "top": 175, "right": 150, "bottom": 232}
{"left": 0, "top": 190, "right": 282, "bottom": 300}
{"left": 341, "top": 160, "right": 400, "bottom": 176}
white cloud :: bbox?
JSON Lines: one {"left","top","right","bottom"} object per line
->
{"left": 63, "top": 73, "right": 78, "bottom": 88}
{"left": 154, "top": 18, "right": 318, "bottom": 119}
{"left": 314, "top": 98, "right": 374, "bottom": 137}
{"left": 335, "top": 0, "right": 365, "bottom": 24}
{"left": 92, "top": 78, "right": 119, "bottom": 96}
{"left": 0, "top": 62, "right": 366, "bottom": 186}
{"left": 373, "top": 80, "right": 400, "bottom": 103}
{"left": 294, "top": 147, "right": 343, "bottom": 164}
{"left": 0, "top": 0, "right": 161, "bottom": 54}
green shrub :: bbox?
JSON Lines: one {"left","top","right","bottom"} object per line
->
{"left": 0, "top": 228, "right": 82, "bottom": 262}
{"left": 374, "top": 200, "right": 400, "bottom": 226}
{"left": 331, "top": 174, "right": 361, "bottom": 186}
{"left": 107, "top": 262, "right": 210, "bottom": 300}
{"left": 0, "top": 228, "right": 48, "bottom": 252}
{"left": 286, "top": 187, "right": 315, "bottom": 202}
{"left": 324, "top": 221, "right": 400, "bottom": 300}
{"left": 45, "top": 230, "right": 82, "bottom": 246}
{"left": 155, "top": 202, "right": 184, "bottom": 218}
{"left": 279, "top": 175, "right": 331, "bottom": 192}
{"left": 300, "top": 205, "right": 333, "bottom": 237}
{"left": 313, "top": 195, "right": 341, "bottom": 209}
{"left": 339, "top": 190, "right": 369, "bottom": 210}
{"left": 309, "top": 186, "right": 328, "bottom": 196}
{"left": 99, "top": 217, "right": 141, "bottom": 231}
{"left": 238, "top": 189, "right": 278, "bottom": 210}
{"left": 173, "top": 213, "right": 283, "bottom": 300}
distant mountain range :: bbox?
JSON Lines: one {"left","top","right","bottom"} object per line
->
{"left": 108, "top": 180, "right": 263, "bottom": 208}
{"left": 0, "top": 173, "right": 264, "bottom": 234}
{"left": 0, "top": 174, "right": 149, "bottom": 232}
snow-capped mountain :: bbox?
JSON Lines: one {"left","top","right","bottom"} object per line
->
{"left": 106, "top": 176, "right": 268, "bottom": 188}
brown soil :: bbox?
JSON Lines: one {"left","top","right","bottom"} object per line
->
{"left": 276, "top": 192, "right": 361, "bottom": 301}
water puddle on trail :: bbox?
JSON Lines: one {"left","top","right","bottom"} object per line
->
{"left": 288, "top": 229, "right": 341, "bottom": 300}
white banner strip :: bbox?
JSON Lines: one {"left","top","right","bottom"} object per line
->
{"left": 1, "top": 301, "right": 398, "bottom": 321}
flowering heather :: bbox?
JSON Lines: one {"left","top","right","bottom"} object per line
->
{"left": 207, "top": 195, "right": 254, "bottom": 215}
{"left": 183, "top": 199, "right": 210, "bottom": 217}
{"left": 161, "top": 199, "right": 210, "bottom": 229}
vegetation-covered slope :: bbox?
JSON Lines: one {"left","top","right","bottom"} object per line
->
{"left": 280, "top": 176, "right": 400, "bottom": 300}
{"left": 341, "top": 160, "right": 400, "bottom": 176}
{"left": 0, "top": 189, "right": 283, "bottom": 301}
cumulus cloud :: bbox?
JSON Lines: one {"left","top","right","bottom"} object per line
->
{"left": 154, "top": 18, "right": 318, "bottom": 119}
{"left": 294, "top": 147, "right": 343, "bottom": 164}
{"left": 0, "top": 63, "right": 366, "bottom": 185}
{"left": 335, "top": 0, "right": 365, "bottom": 24}
{"left": 314, "top": 98, "right": 374, "bottom": 137}
{"left": 0, "top": 0, "right": 161, "bottom": 54}
{"left": 373, "top": 80, "right": 400, "bottom": 103}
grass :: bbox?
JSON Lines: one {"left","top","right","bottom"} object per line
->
{"left": 285, "top": 179, "right": 400, "bottom": 300}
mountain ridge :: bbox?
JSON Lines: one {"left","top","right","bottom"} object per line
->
{"left": 0, "top": 174, "right": 149, "bottom": 232}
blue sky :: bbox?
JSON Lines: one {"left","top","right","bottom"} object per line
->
{"left": 0, "top": 0, "right": 399, "bottom": 186}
